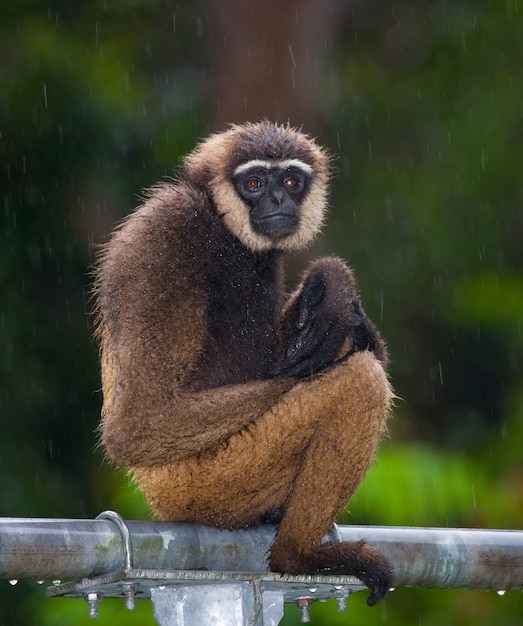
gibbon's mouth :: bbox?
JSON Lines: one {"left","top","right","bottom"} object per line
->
{"left": 251, "top": 213, "right": 299, "bottom": 239}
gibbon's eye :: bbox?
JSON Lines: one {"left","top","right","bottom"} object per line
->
{"left": 283, "top": 177, "right": 300, "bottom": 190}
{"left": 245, "top": 178, "right": 263, "bottom": 191}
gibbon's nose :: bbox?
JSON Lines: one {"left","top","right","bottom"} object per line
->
{"left": 271, "top": 188, "right": 284, "bottom": 206}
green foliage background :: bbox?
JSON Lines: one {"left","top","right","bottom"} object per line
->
{"left": 1, "top": 1, "right": 522, "bottom": 624}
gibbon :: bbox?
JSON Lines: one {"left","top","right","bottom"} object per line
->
{"left": 94, "top": 121, "right": 393, "bottom": 605}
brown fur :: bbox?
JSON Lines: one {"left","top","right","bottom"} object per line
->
{"left": 94, "top": 122, "right": 394, "bottom": 605}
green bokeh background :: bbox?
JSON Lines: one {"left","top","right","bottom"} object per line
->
{"left": 1, "top": 1, "right": 522, "bottom": 624}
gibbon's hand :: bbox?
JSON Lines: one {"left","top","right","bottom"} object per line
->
{"left": 273, "top": 268, "right": 374, "bottom": 379}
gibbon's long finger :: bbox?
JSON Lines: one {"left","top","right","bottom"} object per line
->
{"left": 273, "top": 320, "right": 348, "bottom": 378}
{"left": 272, "top": 321, "right": 327, "bottom": 378}
{"left": 347, "top": 320, "right": 372, "bottom": 353}
{"left": 285, "top": 268, "right": 326, "bottom": 335}
{"left": 298, "top": 270, "right": 327, "bottom": 316}
{"left": 280, "top": 276, "right": 325, "bottom": 352}
{"left": 279, "top": 291, "right": 333, "bottom": 369}
{"left": 285, "top": 314, "right": 316, "bottom": 358}
{"left": 346, "top": 310, "right": 388, "bottom": 363}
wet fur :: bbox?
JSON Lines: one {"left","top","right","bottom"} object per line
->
{"left": 94, "top": 122, "right": 394, "bottom": 605}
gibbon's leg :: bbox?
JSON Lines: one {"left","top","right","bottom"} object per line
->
{"left": 131, "top": 363, "right": 340, "bottom": 526}
{"left": 132, "top": 352, "right": 391, "bottom": 604}
{"left": 269, "top": 352, "right": 393, "bottom": 606}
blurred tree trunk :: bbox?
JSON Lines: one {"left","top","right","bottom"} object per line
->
{"left": 203, "top": 0, "right": 340, "bottom": 133}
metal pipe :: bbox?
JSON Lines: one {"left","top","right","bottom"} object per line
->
{"left": 0, "top": 518, "right": 276, "bottom": 580}
{"left": 339, "top": 525, "right": 523, "bottom": 591}
{"left": 1, "top": 518, "right": 522, "bottom": 591}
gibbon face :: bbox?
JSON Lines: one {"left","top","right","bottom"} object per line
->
{"left": 182, "top": 122, "right": 330, "bottom": 253}
{"left": 233, "top": 159, "right": 313, "bottom": 240}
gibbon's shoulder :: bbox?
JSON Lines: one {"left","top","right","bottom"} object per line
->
{"left": 133, "top": 180, "right": 211, "bottom": 231}
{"left": 103, "top": 181, "right": 211, "bottom": 254}
{"left": 95, "top": 180, "right": 214, "bottom": 302}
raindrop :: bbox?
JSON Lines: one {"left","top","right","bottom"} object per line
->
{"left": 497, "top": 590, "right": 506, "bottom": 596}
{"left": 87, "top": 593, "right": 99, "bottom": 619}
{"left": 36, "top": 580, "right": 45, "bottom": 585}
{"left": 9, "top": 579, "right": 18, "bottom": 586}
{"left": 308, "top": 587, "right": 317, "bottom": 593}
{"left": 297, "top": 598, "right": 311, "bottom": 623}
{"left": 52, "top": 580, "right": 62, "bottom": 586}
{"left": 288, "top": 44, "right": 297, "bottom": 70}
{"left": 389, "top": 587, "right": 396, "bottom": 592}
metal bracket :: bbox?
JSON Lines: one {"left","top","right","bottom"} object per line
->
{"left": 47, "top": 568, "right": 364, "bottom": 623}
{"left": 47, "top": 511, "right": 364, "bottom": 623}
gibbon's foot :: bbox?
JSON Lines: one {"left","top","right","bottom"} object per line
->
{"left": 270, "top": 540, "right": 393, "bottom": 607}
{"left": 274, "top": 262, "right": 386, "bottom": 379}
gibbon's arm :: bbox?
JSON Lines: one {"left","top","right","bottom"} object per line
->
{"left": 100, "top": 357, "right": 295, "bottom": 467}
{"left": 96, "top": 185, "right": 295, "bottom": 467}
